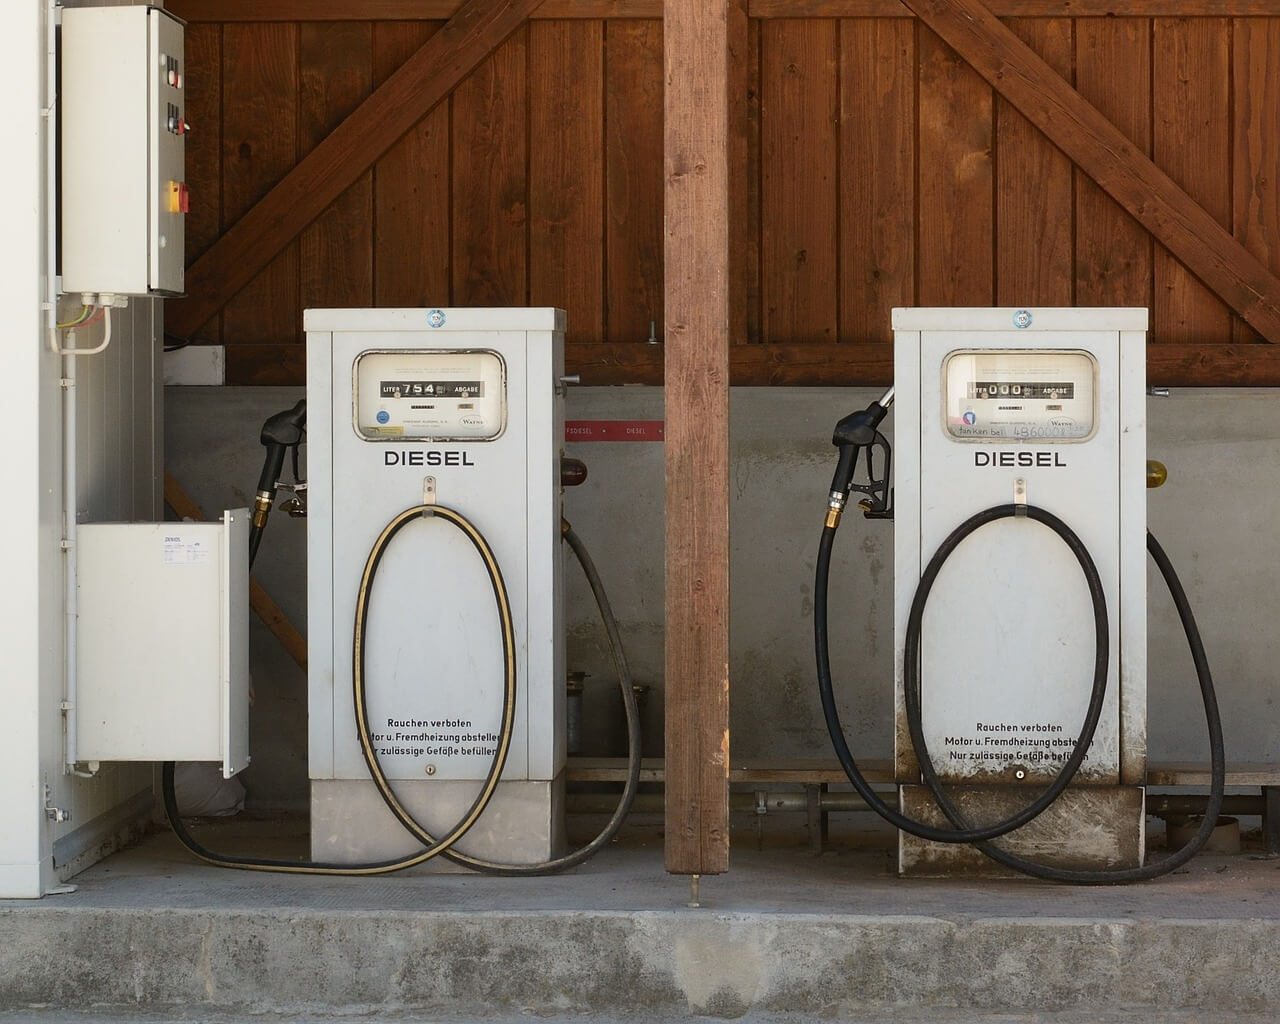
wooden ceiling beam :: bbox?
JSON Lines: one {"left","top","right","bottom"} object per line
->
{"left": 899, "top": 0, "right": 1280, "bottom": 344}
{"left": 170, "top": 0, "right": 1280, "bottom": 19}
{"left": 167, "top": 0, "right": 546, "bottom": 339}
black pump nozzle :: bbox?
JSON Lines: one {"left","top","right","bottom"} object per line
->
{"left": 825, "top": 388, "right": 894, "bottom": 528}
{"left": 250, "top": 399, "right": 307, "bottom": 566}
{"left": 255, "top": 399, "right": 307, "bottom": 494}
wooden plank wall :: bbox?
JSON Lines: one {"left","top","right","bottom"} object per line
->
{"left": 178, "top": 13, "right": 1280, "bottom": 386}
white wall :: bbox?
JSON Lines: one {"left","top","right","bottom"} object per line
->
{"left": 0, "top": 0, "right": 161, "bottom": 898}
{"left": 0, "top": 0, "right": 55, "bottom": 899}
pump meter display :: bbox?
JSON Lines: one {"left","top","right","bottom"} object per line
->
{"left": 943, "top": 349, "right": 1096, "bottom": 441}
{"left": 354, "top": 349, "right": 506, "bottom": 440}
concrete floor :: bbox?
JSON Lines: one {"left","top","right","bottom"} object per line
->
{"left": 2, "top": 812, "right": 1279, "bottom": 1022}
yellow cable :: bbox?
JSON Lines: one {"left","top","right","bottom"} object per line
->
{"left": 55, "top": 305, "right": 92, "bottom": 328}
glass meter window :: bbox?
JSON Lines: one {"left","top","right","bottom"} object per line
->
{"left": 354, "top": 349, "right": 506, "bottom": 441}
{"left": 942, "top": 349, "right": 1097, "bottom": 442}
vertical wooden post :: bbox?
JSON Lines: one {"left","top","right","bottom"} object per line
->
{"left": 663, "top": 0, "right": 746, "bottom": 876}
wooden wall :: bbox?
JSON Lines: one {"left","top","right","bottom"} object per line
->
{"left": 172, "top": 9, "right": 1280, "bottom": 385}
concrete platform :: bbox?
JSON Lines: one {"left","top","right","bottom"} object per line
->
{"left": 2, "top": 814, "right": 1279, "bottom": 1022}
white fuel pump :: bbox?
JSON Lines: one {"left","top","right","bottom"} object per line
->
{"left": 893, "top": 308, "right": 1145, "bottom": 874}
{"left": 816, "top": 307, "right": 1225, "bottom": 883}
{"left": 161, "top": 307, "right": 641, "bottom": 877}
{"left": 306, "top": 307, "right": 567, "bottom": 868}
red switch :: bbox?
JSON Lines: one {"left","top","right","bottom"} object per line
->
{"left": 177, "top": 182, "right": 190, "bottom": 214}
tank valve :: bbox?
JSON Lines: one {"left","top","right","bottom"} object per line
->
{"left": 1146, "top": 460, "right": 1168, "bottom": 489}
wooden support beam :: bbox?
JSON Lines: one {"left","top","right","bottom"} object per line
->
{"left": 899, "top": 0, "right": 1280, "bottom": 343}
{"left": 662, "top": 0, "right": 746, "bottom": 877}
{"left": 167, "top": 0, "right": 545, "bottom": 339}
{"left": 169, "top": 0, "right": 1280, "bottom": 20}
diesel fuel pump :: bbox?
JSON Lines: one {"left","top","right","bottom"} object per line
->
{"left": 816, "top": 308, "right": 1224, "bottom": 883}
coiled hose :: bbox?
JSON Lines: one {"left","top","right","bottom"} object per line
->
{"left": 816, "top": 505, "right": 1225, "bottom": 883}
{"left": 163, "top": 506, "right": 640, "bottom": 876}
{"left": 359, "top": 514, "right": 642, "bottom": 876}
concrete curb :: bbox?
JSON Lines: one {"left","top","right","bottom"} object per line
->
{"left": 3, "top": 909, "right": 1277, "bottom": 1019}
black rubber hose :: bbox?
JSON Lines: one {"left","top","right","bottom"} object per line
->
{"left": 248, "top": 528, "right": 264, "bottom": 568}
{"left": 816, "top": 504, "right": 1110, "bottom": 843}
{"left": 422, "top": 520, "right": 643, "bottom": 875}
{"left": 914, "top": 530, "right": 1225, "bottom": 884}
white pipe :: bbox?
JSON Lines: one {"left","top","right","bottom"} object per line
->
{"left": 46, "top": 0, "right": 100, "bottom": 776}
{"left": 44, "top": 0, "right": 79, "bottom": 775}
{"left": 55, "top": 313, "right": 113, "bottom": 778}
{"left": 51, "top": 304, "right": 114, "bottom": 357}
{"left": 61, "top": 351, "right": 80, "bottom": 771}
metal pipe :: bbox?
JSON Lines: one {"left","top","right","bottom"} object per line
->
{"left": 1146, "top": 794, "right": 1262, "bottom": 818}
{"left": 566, "top": 788, "right": 1253, "bottom": 820}
{"left": 566, "top": 788, "right": 899, "bottom": 816}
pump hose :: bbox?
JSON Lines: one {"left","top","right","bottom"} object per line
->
{"left": 368, "top": 518, "right": 642, "bottom": 876}
{"left": 162, "top": 503, "right": 515, "bottom": 875}
{"left": 163, "top": 505, "right": 640, "bottom": 876}
{"left": 816, "top": 505, "right": 1226, "bottom": 883}
{"left": 817, "top": 504, "right": 1109, "bottom": 844}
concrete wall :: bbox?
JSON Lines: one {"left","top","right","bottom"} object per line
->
{"left": 165, "top": 385, "right": 1280, "bottom": 809}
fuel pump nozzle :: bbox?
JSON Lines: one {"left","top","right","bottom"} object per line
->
{"left": 826, "top": 386, "right": 894, "bottom": 528}
{"left": 250, "top": 399, "right": 307, "bottom": 566}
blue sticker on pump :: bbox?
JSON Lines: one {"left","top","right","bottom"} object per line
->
{"left": 376, "top": 410, "right": 390, "bottom": 424}
{"left": 1013, "top": 309, "right": 1033, "bottom": 329}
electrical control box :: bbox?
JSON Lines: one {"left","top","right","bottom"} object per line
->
{"left": 306, "top": 308, "right": 566, "bottom": 868}
{"left": 61, "top": 5, "right": 186, "bottom": 297}
{"left": 892, "top": 307, "right": 1148, "bottom": 875}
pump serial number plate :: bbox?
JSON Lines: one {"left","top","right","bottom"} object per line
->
{"left": 943, "top": 350, "right": 1096, "bottom": 442}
